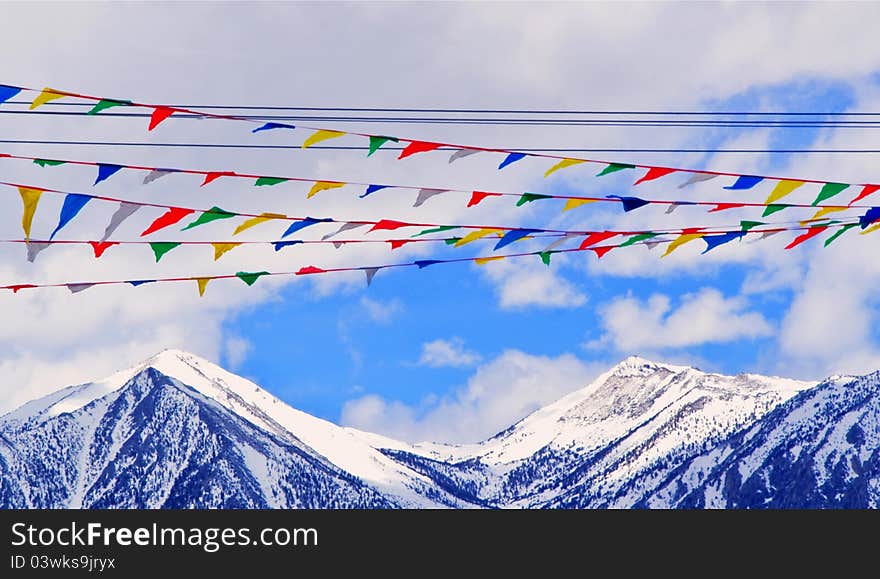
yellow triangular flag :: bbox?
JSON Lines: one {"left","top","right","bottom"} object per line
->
{"left": 808, "top": 206, "right": 848, "bottom": 221}
{"left": 212, "top": 242, "right": 241, "bottom": 261}
{"left": 764, "top": 180, "right": 805, "bottom": 204}
{"left": 662, "top": 233, "right": 704, "bottom": 257}
{"left": 302, "top": 129, "right": 346, "bottom": 149}
{"left": 562, "top": 198, "right": 597, "bottom": 212}
{"left": 233, "top": 212, "right": 287, "bottom": 235}
{"left": 544, "top": 158, "right": 587, "bottom": 178}
{"left": 29, "top": 87, "right": 66, "bottom": 110}
{"left": 307, "top": 181, "right": 346, "bottom": 199}
{"left": 196, "top": 278, "right": 211, "bottom": 297}
{"left": 454, "top": 228, "right": 503, "bottom": 247}
{"left": 18, "top": 187, "right": 43, "bottom": 240}
{"left": 861, "top": 223, "right": 880, "bottom": 235}
{"left": 474, "top": 256, "right": 505, "bottom": 265}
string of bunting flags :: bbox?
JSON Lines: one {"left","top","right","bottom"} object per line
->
{"left": 1, "top": 83, "right": 879, "bottom": 206}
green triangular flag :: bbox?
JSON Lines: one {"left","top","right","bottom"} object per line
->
{"left": 811, "top": 182, "right": 849, "bottom": 206}
{"left": 87, "top": 99, "right": 131, "bottom": 115}
{"left": 762, "top": 204, "right": 790, "bottom": 217}
{"left": 182, "top": 206, "right": 236, "bottom": 230}
{"left": 516, "top": 192, "right": 553, "bottom": 207}
{"left": 824, "top": 223, "right": 858, "bottom": 247}
{"left": 236, "top": 271, "right": 270, "bottom": 286}
{"left": 255, "top": 176, "right": 289, "bottom": 187}
{"left": 596, "top": 163, "right": 636, "bottom": 177}
{"left": 413, "top": 225, "right": 458, "bottom": 237}
{"left": 444, "top": 237, "right": 462, "bottom": 245}
{"left": 619, "top": 232, "right": 658, "bottom": 247}
{"left": 539, "top": 251, "right": 552, "bottom": 266}
{"left": 149, "top": 242, "right": 181, "bottom": 262}
{"left": 740, "top": 220, "right": 765, "bottom": 232}
{"left": 368, "top": 136, "right": 399, "bottom": 156}
{"left": 33, "top": 159, "right": 66, "bottom": 167}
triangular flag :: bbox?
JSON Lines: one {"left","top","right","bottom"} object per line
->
{"left": 321, "top": 221, "right": 368, "bottom": 240}
{"left": 368, "top": 219, "right": 411, "bottom": 233}
{"left": 196, "top": 278, "right": 211, "bottom": 297}
{"left": 212, "top": 242, "right": 241, "bottom": 260}
{"left": 701, "top": 232, "right": 745, "bottom": 253}
{"left": 140, "top": 207, "right": 195, "bottom": 236}
{"left": 332, "top": 241, "right": 344, "bottom": 249}
{"left": 455, "top": 228, "right": 502, "bottom": 247}
{"left": 90, "top": 240, "right": 117, "bottom": 258}
{"left": 596, "top": 163, "right": 635, "bottom": 177}
{"left": 516, "top": 192, "right": 552, "bottom": 206}
{"left": 544, "top": 158, "right": 587, "bottom": 178}
{"left": 543, "top": 233, "right": 581, "bottom": 252}
{"left": 182, "top": 206, "right": 236, "bottom": 230}
{"left": 368, "top": 136, "right": 398, "bottom": 156}
{"left": 607, "top": 195, "right": 650, "bottom": 212}
{"left": 94, "top": 163, "right": 123, "bottom": 185}
{"left": 809, "top": 206, "right": 848, "bottom": 221}
{"left": 201, "top": 171, "right": 235, "bottom": 186}
{"left": 361, "top": 184, "right": 390, "bottom": 198}
{"left": 861, "top": 223, "right": 880, "bottom": 236}
{"left": 30, "top": 87, "right": 65, "bottom": 110}
{"left": 662, "top": 232, "right": 704, "bottom": 257}
{"left": 18, "top": 187, "right": 42, "bottom": 240}
{"left": 282, "top": 217, "right": 331, "bottom": 237}
{"left": 449, "top": 149, "right": 479, "bottom": 163}
{"left": 740, "top": 220, "right": 765, "bottom": 232}
{"left": 562, "top": 198, "right": 596, "bottom": 212}
{"left": 50, "top": 193, "right": 91, "bottom": 239}
{"left": 498, "top": 152, "right": 526, "bottom": 170}
{"left": 307, "top": 180, "right": 345, "bottom": 198}
{"left": 33, "top": 158, "right": 66, "bottom": 167}
{"left": 765, "top": 180, "right": 804, "bottom": 204}
{"left": 413, "top": 260, "right": 442, "bottom": 269}
{"left": 398, "top": 140, "right": 442, "bottom": 159}
{"left": 859, "top": 207, "right": 880, "bottom": 229}
{"left": 149, "top": 107, "right": 175, "bottom": 131}
{"left": 811, "top": 183, "right": 850, "bottom": 206}
{"left": 143, "top": 169, "right": 175, "bottom": 185}
{"left": 67, "top": 283, "right": 95, "bottom": 294}
{"left": 87, "top": 99, "right": 130, "bottom": 115}
{"left": 494, "top": 229, "right": 540, "bottom": 251}
{"left": 665, "top": 202, "right": 696, "bottom": 214}
{"left": 303, "top": 129, "right": 346, "bottom": 149}
{"left": 413, "top": 188, "right": 447, "bottom": 207}
{"left": 6, "top": 284, "right": 37, "bottom": 293}
{"left": 364, "top": 267, "right": 380, "bottom": 286}
{"left": 236, "top": 271, "right": 270, "bottom": 286}
{"left": 414, "top": 225, "right": 458, "bottom": 237}
{"left": 644, "top": 241, "right": 662, "bottom": 250}
{"left": 474, "top": 256, "right": 505, "bottom": 265}
{"left": 445, "top": 238, "right": 461, "bottom": 245}
{"left": 762, "top": 204, "right": 790, "bottom": 217}
{"left": 149, "top": 242, "right": 181, "bottom": 262}
{"left": 633, "top": 167, "right": 676, "bottom": 185}
{"left": 296, "top": 266, "right": 326, "bottom": 275}
{"left": 578, "top": 231, "right": 617, "bottom": 249}
{"left": 539, "top": 252, "right": 552, "bottom": 266}
{"left": 389, "top": 239, "right": 410, "bottom": 250}
{"left": 825, "top": 223, "right": 858, "bottom": 246}
{"left": 467, "top": 191, "right": 502, "bottom": 207}
{"left": 619, "top": 233, "right": 659, "bottom": 247}
{"left": 849, "top": 184, "right": 880, "bottom": 206}
{"left": 128, "top": 280, "right": 155, "bottom": 287}
{"left": 589, "top": 245, "right": 615, "bottom": 259}
{"left": 678, "top": 173, "right": 718, "bottom": 188}
{"left": 255, "top": 176, "right": 289, "bottom": 187}
{"left": 274, "top": 240, "right": 303, "bottom": 252}
{"left": 0, "top": 85, "right": 22, "bottom": 105}
{"left": 25, "top": 241, "right": 50, "bottom": 263}
{"left": 233, "top": 212, "right": 286, "bottom": 235}
{"left": 785, "top": 227, "right": 826, "bottom": 250}
{"left": 724, "top": 175, "right": 763, "bottom": 190}
{"left": 709, "top": 202, "right": 747, "bottom": 213}
{"left": 251, "top": 122, "right": 295, "bottom": 133}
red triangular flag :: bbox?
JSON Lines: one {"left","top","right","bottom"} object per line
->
{"left": 296, "top": 266, "right": 326, "bottom": 275}
{"left": 590, "top": 245, "right": 615, "bottom": 258}
{"left": 140, "top": 207, "right": 195, "bottom": 236}
{"left": 578, "top": 231, "right": 617, "bottom": 249}
{"left": 368, "top": 219, "right": 411, "bottom": 233}
{"left": 785, "top": 227, "right": 827, "bottom": 250}
{"left": 849, "top": 184, "right": 880, "bottom": 206}
{"left": 709, "top": 202, "right": 747, "bottom": 213}
{"left": 389, "top": 239, "right": 411, "bottom": 250}
{"left": 201, "top": 171, "right": 235, "bottom": 186}
{"left": 467, "top": 191, "right": 502, "bottom": 207}
{"left": 89, "top": 240, "right": 118, "bottom": 258}
{"left": 148, "top": 107, "right": 175, "bottom": 131}
{"left": 8, "top": 284, "right": 37, "bottom": 293}
{"left": 398, "top": 140, "right": 443, "bottom": 159}
{"left": 633, "top": 167, "right": 676, "bottom": 186}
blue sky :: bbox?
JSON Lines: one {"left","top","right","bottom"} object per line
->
{"left": 2, "top": 3, "right": 880, "bottom": 443}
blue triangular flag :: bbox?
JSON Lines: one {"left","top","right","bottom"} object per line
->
{"left": 128, "top": 279, "right": 156, "bottom": 287}
{"left": 94, "top": 163, "right": 124, "bottom": 186}
{"left": 494, "top": 228, "right": 541, "bottom": 251}
{"left": 252, "top": 122, "right": 296, "bottom": 133}
{"left": 498, "top": 152, "right": 527, "bottom": 170}
{"left": 50, "top": 194, "right": 92, "bottom": 240}
{"left": 0, "top": 85, "right": 22, "bottom": 105}
{"left": 724, "top": 175, "right": 764, "bottom": 190}
{"left": 859, "top": 207, "right": 880, "bottom": 229}
{"left": 281, "top": 217, "right": 331, "bottom": 238}
{"left": 607, "top": 195, "right": 650, "bottom": 212}
{"left": 414, "top": 260, "right": 443, "bottom": 269}
{"left": 701, "top": 231, "right": 745, "bottom": 253}
{"left": 274, "top": 240, "right": 304, "bottom": 251}
{"left": 361, "top": 184, "right": 390, "bottom": 199}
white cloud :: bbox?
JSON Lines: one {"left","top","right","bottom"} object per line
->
{"left": 223, "top": 336, "right": 252, "bottom": 371}
{"left": 359, "top": 296, "right": 404, "bottom": 324}
{"left": 594, "top": 288, "right": 772, "bottom": 352}
{"left": 341, "top": 350, "right": 606, "bottom": 443}
{"left": 418, "top": 338, "right": 481, "bottom": 368}
{"left": 481, "top": 258, "right": 587, "bottom": 309}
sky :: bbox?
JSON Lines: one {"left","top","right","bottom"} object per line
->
{"left": 2, "top": 2, "right": 880, "bottom": 444}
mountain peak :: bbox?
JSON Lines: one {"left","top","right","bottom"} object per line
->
{"left": 609, "top": 355, "right": 689, "bottom": 376}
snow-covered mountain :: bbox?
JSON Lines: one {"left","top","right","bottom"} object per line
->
{"left": 2, "top": 350, "right": 876, "bottom": 508}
